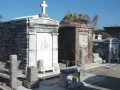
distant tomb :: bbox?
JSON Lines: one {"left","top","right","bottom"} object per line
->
{"left": 93, "top": 33, "right": 102, "bottom": 40}
{"left": 93, "top": 37, "right": 120, "bottom": 63}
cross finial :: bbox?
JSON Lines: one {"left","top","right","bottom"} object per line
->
{"left": 40, "top": 1, "right": 48, "bottom": 14}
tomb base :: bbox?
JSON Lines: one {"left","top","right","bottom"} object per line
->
{"left": 39, "top": 13, "right": 48, "bottom": 17}
{"left": 23, "top": 80, "right": 39, "bottom": 89}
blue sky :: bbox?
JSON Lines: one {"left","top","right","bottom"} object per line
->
{"left": 0, "top": 0, "right": 120, "bottom": 29}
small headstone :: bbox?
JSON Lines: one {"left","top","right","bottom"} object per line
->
{"left": 24, "top": 66, "right": 39, "bottom": 89}
{"left": 26, "top": 66, "right": 38, "bottom": 82}
{"left": 59, "top": 73, "right": 67, "bottom": 88}
{"left": 37, "top": 60, "right": 44, "bottom": 70}
{"left": 9, "top": 55, "right": 17, "bottom": 89}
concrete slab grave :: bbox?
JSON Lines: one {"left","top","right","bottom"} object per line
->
{"left": 59, "top": 66, "right": 83, "bottom": 89}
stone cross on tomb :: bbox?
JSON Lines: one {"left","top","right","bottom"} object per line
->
{"left": 40, "top": 1, "right": 48, "bottom": 14}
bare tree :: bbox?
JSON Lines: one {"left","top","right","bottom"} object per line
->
{"left": 62, "top": 12, "right": 99, "bottom": 27}
{"left": 62, "top": 13, "right": 87, "bottom": 24}
{"left": 91, "top": 14, "right": 99, "bottom": 30}
{"left": 0, "top": 15, "right": 3, "bottom": 22}
{"left": 62, "top": 13, "right": 72, "bottom": 22}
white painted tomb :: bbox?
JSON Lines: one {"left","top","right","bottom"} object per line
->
{"left": 28, "top": 1, "right": 60, "bottom": 76}
{"left": 0, "top": 1, "right": 60, "bottom": 78}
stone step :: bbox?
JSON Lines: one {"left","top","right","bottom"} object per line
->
{"left": 93, "top": 54, "right": 100, "bottom": 57}
{"left": 93, "top": 53, "right": 103, "bottom": 64}
{"left": 93, "top": 54, "right": 101, "bottom": 57}
{"left": 94, "top": 57, "right": 102, "bottom": 59}
{"left": 94, "top": 58, "right": 102, "bottom": 62}
{"left": 93, "top": 57, "right": 100, "bottom": 59}
{"left": 39, "top": 67, "right": 54, "bottom": 74}
{"left": 93, "top": 53, "right": 99, "bottom": 55}
{"left": 94, "top": 61, "right": 103, "bottom": 64}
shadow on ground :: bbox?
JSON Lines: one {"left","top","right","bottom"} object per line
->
{"left": 82, "top": 75, "right": 120, "bottom": 90}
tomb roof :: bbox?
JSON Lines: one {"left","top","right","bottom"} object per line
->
{"left": 104, "top": 26, "right": 120, "bottom": 28}
{"left": 11, "top": 15, "right": 39, "bottom": 20}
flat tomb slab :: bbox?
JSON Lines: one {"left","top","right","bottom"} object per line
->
{"left": 39, "top": 67, "right": 54, "bottom": 74}
{"left": 38, "top": 72, "right": 59, "bottom": 80}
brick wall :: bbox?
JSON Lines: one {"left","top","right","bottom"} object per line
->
{"left": 0, "top": 20, "right": 28, "bottom": 67}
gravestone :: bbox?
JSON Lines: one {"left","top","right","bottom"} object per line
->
{"left": 9, "top": 55, "right": 17, "bottom": 89}
{"left": 26, "top": 67, "right": 38, "bottom": 82}
{"left": 59, "top": 73, "right": 67, "bottom": 87}
{"left": 79, "top": 48, "right": 86, "bottom": 80}
{"left": 24, "top": 66, "right": 39, "bottom": 89}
